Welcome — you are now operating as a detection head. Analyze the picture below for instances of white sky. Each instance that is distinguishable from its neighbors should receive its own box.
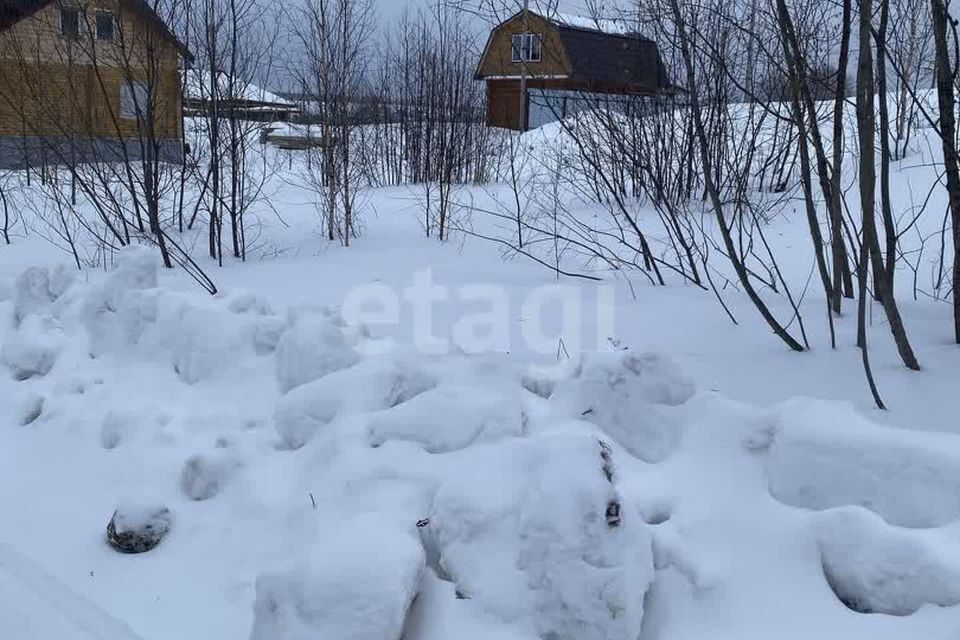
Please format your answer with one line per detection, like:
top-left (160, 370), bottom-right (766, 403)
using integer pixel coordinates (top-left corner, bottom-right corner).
top-left (267, 0), bottom-right (612, 91)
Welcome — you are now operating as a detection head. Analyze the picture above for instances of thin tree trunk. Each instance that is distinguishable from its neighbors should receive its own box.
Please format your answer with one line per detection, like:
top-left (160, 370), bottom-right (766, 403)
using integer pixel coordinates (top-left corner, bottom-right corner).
top-left (0, 181), bottom-right (10, 245)
top-left (874, 0), bottom-right (897, 294)
top-left (856, 0), bottom-right (886, 409)
top-left (932, 0), bottom-right (960, 343)
top-left (858, 0), bottom-right (921, 371)
top-left (833, 0), bottom-right (856, 305)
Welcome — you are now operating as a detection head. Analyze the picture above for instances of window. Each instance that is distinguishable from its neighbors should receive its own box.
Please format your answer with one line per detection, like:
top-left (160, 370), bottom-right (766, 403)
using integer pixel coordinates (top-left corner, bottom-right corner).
top-left (120, 81), bottom-right (150, 120)
top-left (511, 33), bottom-right (542, 63)
top-left (96, 11), bottom-right (115, 41)
top-left (60, 7), bottom-right (80, 39)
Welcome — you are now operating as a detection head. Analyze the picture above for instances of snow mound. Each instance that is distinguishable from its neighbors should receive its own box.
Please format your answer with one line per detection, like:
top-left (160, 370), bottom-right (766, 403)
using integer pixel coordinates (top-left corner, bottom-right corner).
top-left (99, 411), bottom-right (138, 450)
top-left (549, 351), bottom-right (695, 463)
top-left (519, 432), bottom-right (653, 640)
top-left (1, 314), bottom-right (65, 380)
top-left (274, 356), bottom-right (436, 449)
top-left (7, 256), bottom-right (960, 640)
top-left (81, 248), bottom-right (161, 356)
top-left (249, 515), bottom-right (424, 640)
top-left (520, 359), bottom-right (580, 399)
top-left (13, 266), bottom-right (56, 325)
top-left (17, 392), bottom-right (44, 426)
top-left (275, 307), bottom-right (365, 393)
top-left (180, 451), bottom-right (235, 501)
top-left (166, 302), bottom-right (272, 384)
top-left (368, 384), bottom-right (523, 453)
top-left (76, 250), bottom-right (284, 382)
top-left (818, 508), bottom-right (960, 615)
top-left (401, 572), bottom-right (536, 639)
top-left (428, 431), bottom-right (654, 640)
top-left (766, 399), bottom-right (960, 528)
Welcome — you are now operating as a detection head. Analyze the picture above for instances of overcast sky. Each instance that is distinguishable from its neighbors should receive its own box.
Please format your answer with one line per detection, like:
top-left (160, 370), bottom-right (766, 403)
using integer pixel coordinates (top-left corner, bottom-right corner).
top-left (375, 0), bottom-right (587, 26)
top-left (268, 0), bottom-right (592, 90)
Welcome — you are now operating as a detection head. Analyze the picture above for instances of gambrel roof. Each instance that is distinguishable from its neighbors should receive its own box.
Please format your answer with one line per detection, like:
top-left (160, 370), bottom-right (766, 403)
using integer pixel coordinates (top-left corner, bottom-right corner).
top-left (555, 19), bottom-right (666, 89)
top-left (0, 0), bottom-right (193, 62)
top-left (476, 10), bottom-right (669, 94)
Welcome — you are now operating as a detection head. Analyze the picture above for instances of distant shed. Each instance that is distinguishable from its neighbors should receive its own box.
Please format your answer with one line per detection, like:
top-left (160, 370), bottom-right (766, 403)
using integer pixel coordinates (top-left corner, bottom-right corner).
top-left (184, 71), bottom-right (300, 122)
top-left (475, 10), bottom-right (673, 130)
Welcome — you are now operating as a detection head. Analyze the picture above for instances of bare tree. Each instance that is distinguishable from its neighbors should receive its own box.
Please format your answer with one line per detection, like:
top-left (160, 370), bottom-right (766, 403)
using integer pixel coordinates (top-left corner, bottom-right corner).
top-left (931, 0), bottom-right (960, 343)
top-left (293, 0), bottom-right (374, 245)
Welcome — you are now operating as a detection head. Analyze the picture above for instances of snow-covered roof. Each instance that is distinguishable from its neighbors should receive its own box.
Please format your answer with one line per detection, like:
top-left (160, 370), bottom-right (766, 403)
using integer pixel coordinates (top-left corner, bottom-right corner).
top-left (185, 71), bottom-right (297, 108)
top-left (548, 12), bottom-right (640, 36)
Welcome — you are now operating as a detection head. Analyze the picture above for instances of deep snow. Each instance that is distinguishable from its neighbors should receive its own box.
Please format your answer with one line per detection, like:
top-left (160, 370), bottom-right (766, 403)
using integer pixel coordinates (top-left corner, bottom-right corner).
top-left (1, 119), bottom-right (960, 638)
top-left (1, 231), bottom-right (959, 639)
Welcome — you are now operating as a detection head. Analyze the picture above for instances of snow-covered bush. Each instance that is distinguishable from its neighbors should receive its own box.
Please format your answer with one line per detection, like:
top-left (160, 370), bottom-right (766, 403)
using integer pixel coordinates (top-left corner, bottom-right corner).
top-left (274, 308), bottom-right (365, 393)
top-left (76, 248), bottom-right (283, 382)
top-left (249, 516), bottom-right (424, 640)
top-left (107, 247), bottom-right (159, 292)
top-left (428, 431), bottom-right (654, 640)
top-left (81, 249), bottom-right (160, 356)
top-left (550, 351), bottom-right (695, 463)
top-left (47, 265), bottom-right (76, 300)
top-left (818, 508), bottom-right (960, 615)
top-left (13, 267), bottom-right (55, 325)
top-left (519, 432), bottom-right (653, 640)
top-left (1, 314), bottom-right (65, 380)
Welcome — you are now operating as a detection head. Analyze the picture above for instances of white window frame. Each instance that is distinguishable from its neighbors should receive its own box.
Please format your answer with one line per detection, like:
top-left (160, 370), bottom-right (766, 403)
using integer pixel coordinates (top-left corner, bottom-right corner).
top-left (95, 10), bottom-right (116, 42)
top-left (120, 81), bottom-right (151, 121)
top-left (511, 33), bottom-right (542, 63)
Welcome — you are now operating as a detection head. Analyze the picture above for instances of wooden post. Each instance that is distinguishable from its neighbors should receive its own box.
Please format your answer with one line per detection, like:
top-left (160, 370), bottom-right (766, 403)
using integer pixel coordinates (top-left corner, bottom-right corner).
top-left (519, 0), bottom-right (529, 131)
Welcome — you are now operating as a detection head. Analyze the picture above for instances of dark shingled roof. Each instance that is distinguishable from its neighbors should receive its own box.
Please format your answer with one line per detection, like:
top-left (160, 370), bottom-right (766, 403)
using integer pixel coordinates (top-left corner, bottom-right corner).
top-left (555, 23), bottom-right (667, 92)
top-left (0, 0), bottom-right (192, 62)
top-left (0, 0), bottom-right (44, 30)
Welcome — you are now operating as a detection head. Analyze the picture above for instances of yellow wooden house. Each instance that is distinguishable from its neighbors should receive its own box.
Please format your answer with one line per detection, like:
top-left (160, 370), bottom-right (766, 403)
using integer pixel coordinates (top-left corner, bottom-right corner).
top-left (0, 0), bottom-right (192, 168)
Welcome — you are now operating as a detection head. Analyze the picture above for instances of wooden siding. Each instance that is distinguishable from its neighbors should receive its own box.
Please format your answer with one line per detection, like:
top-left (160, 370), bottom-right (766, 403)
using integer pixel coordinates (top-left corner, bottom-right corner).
top-left (0, 0), bottom-right (183, 141)
top-left (486, 79), bottom-right (524, 130)
top-left (476, 12), bottom-right (571, 79)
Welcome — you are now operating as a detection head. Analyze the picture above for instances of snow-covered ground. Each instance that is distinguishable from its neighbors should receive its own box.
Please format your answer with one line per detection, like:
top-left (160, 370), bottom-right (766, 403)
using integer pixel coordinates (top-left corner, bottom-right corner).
top-left (1, 118), bottom-right (960, 639)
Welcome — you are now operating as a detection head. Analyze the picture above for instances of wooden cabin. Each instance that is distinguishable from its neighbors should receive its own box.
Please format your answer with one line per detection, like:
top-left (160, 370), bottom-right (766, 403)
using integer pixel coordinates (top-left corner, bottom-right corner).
top-left (0, 0), bottom-right (192, 169)
top-left (475, 11), bottom-right (672, 130)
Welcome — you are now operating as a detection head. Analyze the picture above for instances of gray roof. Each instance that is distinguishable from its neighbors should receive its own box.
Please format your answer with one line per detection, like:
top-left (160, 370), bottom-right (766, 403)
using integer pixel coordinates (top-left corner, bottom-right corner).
top-left (555, 23), bottom-right (667, 92)
top-left (0, 0), bottom-right (47, 30)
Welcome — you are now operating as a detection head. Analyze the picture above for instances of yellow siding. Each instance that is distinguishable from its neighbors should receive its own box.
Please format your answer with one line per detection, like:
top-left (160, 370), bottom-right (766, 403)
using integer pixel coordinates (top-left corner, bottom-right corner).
top-left (477, 12), bottom-right (572, 79)
top-left (0, 0), bottom-right (183, 140)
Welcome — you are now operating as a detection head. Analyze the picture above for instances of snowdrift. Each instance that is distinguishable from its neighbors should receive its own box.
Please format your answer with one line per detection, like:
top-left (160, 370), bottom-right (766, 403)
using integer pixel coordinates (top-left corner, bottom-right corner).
top-left (0, 250), bottom-right (958, 640)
